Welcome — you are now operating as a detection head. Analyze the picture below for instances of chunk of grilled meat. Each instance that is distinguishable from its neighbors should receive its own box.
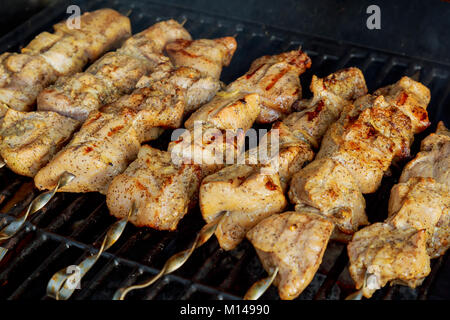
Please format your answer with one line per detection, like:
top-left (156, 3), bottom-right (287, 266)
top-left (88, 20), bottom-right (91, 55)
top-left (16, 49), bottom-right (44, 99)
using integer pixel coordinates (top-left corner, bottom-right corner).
top-left (107, 145), bottom-right (202, 230)
top-left (188, 49), bottom-right (311, 124)
top-left (101, 37), bottom-right (237, 142)
top-left (246, 209), bottom-right (334, 300)
top-left (200, 68), bottom-right (367, 250)
top-left (34, 109), bottom-right (140, 194)
top-left (38, 20), bottom-right (191, 121)
top-left (165, 37), bottom-right (237, 80)
top-left (0, 9), bottom-right (131, 111)
top-left (315, 77), bottom-right (430, 193)
top-left (0, 109), bottom-right (79, 177)
top-left (347, 223), bottom-right (430, 298)
top-left (347, 123), bottom-right (449, 298)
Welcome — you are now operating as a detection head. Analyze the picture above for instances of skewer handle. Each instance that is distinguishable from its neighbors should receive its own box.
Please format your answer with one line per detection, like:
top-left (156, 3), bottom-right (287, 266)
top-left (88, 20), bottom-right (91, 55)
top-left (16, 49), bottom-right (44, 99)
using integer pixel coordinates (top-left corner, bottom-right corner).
top-left (244, 267), bottom-right (279, 300)
top-left (46, 203), bottom-right (135, 300)
top-left (0, 172), bottom-right (75, 260)
top-left (113, 211), bottom-right (227, 300)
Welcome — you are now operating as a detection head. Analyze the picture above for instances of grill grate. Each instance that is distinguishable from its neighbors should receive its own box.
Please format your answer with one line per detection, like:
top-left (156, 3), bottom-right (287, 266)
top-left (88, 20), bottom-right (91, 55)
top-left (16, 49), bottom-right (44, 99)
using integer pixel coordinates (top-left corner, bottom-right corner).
top-left (0, 0), bottom-right (449, 300)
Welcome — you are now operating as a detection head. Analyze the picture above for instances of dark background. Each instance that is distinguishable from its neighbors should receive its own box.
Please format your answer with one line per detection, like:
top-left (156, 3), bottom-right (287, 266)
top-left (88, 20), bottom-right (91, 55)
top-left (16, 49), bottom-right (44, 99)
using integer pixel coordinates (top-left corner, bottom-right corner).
top-left (1, 0), bottom-right (449, 65)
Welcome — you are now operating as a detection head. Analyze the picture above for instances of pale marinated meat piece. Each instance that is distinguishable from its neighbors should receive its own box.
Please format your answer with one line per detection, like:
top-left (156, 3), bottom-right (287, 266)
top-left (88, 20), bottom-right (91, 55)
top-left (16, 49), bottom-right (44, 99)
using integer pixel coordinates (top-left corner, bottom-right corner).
top-left (101, 37), bottom-right (237, 142)
top-left (34, 109), bottom-right (140, 194)
top-left (289, 158), bottom-right (368, 233)
top-left (246, 210), bottom-right (334, 300)
top-left (0, 9), bottom-right (131, 111)
top-left (0, 109), bottom-right (79, 177)
top-left (165, 37), bottom-right (237, 79)
top-left (347, 223), bottom-right (430, 298)
top-left (200, 165), bottom-right (287, 250)
top-left (222, 50), bottom-right (311, 123)
top-left (107, 145), bottom-right (202, 230)
top-left (37, 20), bottom-right (190, 121)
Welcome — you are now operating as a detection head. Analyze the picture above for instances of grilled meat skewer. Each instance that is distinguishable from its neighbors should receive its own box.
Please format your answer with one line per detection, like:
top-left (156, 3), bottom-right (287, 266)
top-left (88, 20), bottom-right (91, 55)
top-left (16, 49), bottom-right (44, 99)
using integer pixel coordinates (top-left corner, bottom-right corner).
top-left (247, 76), bottom-right (430, 300)
top-left (0, 9), bottom-right (131, 112)
top-left (200, 68), bottom-right (368, 251)
top-left (347, 122), bottom-right (450, 298)
top-left (37, 20), bottom-right (191, 121)
top-left (34, 37), bottom-right (237, 194)
top-left (0, 20), bottom-right (192, 177)
top-left (106, 50), bottom-right (311, 231)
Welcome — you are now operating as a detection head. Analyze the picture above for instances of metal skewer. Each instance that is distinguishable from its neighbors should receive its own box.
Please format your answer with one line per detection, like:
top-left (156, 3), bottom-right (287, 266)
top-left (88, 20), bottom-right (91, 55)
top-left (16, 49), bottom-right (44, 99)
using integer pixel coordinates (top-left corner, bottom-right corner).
top-left (0, 158), bottom-right (5, 169)
top-left (244, 267), bottom-right (279, 300)
top-left (0, 171), bottom-right (75, 261)
top-left (113, 211), bottom-right (227, 300)
top-left (46, 202), bottom-right (136, 300)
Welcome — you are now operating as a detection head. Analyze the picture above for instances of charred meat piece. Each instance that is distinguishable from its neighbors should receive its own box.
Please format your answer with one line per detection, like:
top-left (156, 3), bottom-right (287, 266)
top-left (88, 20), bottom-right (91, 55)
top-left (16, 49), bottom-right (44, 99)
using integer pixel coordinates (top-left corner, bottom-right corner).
top-left (247, 209), bottom-right (334, 300)
top-left (34, 109), bottom-right (140, 194)
top-left (0, 109), bottom-right (79, 177)
top-left (107, 145), bottom-right (202, 230)
top-left (38, 20), bottom-right (190, 121)
top-left (0, 9), bottom-right (131, 111)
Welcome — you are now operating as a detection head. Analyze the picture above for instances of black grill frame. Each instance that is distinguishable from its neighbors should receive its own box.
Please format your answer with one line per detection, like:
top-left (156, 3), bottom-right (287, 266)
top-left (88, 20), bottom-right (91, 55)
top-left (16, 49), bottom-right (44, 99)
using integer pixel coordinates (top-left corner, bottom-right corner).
top-left (0, 0), bottom-right (449, 300)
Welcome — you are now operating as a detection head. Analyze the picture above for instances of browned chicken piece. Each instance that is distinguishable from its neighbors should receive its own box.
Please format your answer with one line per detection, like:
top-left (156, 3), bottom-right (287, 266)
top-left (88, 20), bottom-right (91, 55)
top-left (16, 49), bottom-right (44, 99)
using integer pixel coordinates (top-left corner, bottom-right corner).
top-left (189, 49), bottom-right (311, 124)
top-left (34, 109), bottom-right (140, 194)
top-left (347, 123), bottom-right (449, 297)
top-left (246, 209), bottom-right (334, 300)
top-left (165, 37), bottom-right (237, 79)
top-left (199, 68), bottom-right (367, 250)
top-left (0, 109), bottom-right (79, 177)
top-left (107, 145), bottom-right (202, 230)
top-left (101, 37), bottom-right (237, 142)
top-left (184, 91), bottom-right (262, 131)
top-left (37, 20), bottom-right (190, 121)
top-left (0, 9), bottom-right (131, 111)
top-left (316, 77), bottom-right (430, 193)
top-left (389, 122), bottom-right (450, 259)
top-left (289, 158), bottom-right (368, 234)
top-left (347, 223), bottom-right (430, 298)
top-left (201, 165), bottom-right (288, 250)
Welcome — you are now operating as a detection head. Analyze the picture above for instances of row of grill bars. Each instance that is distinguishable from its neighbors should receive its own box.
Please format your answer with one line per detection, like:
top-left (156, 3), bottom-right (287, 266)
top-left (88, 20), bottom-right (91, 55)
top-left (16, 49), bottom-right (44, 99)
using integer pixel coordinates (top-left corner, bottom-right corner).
top-left (0, 0), bottom-right (449, 300)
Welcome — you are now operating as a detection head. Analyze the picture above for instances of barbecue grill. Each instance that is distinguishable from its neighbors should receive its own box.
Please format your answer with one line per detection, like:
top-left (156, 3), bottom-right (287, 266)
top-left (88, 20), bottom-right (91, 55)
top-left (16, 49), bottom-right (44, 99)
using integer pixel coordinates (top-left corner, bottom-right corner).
top-left (0, 0), bottom-right (449, 300)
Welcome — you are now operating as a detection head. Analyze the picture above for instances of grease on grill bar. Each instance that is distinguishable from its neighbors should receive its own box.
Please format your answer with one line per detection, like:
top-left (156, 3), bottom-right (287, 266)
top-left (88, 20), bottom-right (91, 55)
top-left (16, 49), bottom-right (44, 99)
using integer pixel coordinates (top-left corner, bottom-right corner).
top-left (0, 0), bottom-right (449, 300)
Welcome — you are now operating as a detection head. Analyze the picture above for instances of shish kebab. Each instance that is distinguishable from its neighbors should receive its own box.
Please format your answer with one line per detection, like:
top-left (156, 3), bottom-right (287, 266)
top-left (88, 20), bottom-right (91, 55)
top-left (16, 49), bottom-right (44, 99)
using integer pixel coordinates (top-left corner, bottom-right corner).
top-left (245, 76), bottom-right (431, 300)
top-left (199, 67), bottom-right (368, 251)
top-left (0, 19), bottom-right (192, 177)
top-left (43, 35), bottom-right (238, 300)
top-left (0, 8), bottom-right (131, 168)
top-left (0, 19), bottom-right (236, 254)
top-left (347, 122), bottom-right (449, 299)
top-left (109, 49), bottom-right (312, 299)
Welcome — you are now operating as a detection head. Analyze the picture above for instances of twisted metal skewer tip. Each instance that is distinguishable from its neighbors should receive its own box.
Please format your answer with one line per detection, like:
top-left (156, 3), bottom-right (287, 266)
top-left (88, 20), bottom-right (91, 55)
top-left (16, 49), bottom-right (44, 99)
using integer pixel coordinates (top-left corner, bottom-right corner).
top-left (46, 202), bottom-right (135, 300)
top-left (113, 211), bottom-right (227, 300)
top-left (244, 267), bottom-right (279, 300)
top-left (0, 171), bottom-right (75, 261)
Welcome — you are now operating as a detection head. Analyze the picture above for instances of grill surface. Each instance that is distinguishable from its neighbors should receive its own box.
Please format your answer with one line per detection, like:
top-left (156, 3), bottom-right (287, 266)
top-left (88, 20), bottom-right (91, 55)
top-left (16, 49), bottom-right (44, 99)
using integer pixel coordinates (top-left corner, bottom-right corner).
top-left (0, 0), bottom-right (449, 300)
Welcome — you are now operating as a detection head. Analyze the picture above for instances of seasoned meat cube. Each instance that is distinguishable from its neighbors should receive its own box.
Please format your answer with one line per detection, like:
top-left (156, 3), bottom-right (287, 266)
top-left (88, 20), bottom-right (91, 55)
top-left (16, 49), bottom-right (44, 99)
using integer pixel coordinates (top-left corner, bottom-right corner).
top-left (247, 210), bottom-right (334, 300)
top-left (0, 109), bottom-right (79, 177)
top-left (107, 146), bottom-right (201, 230)
top-left (347, 223), bottom-right (430, 298)
top-left (34, 109), bottom-right (140, 194)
